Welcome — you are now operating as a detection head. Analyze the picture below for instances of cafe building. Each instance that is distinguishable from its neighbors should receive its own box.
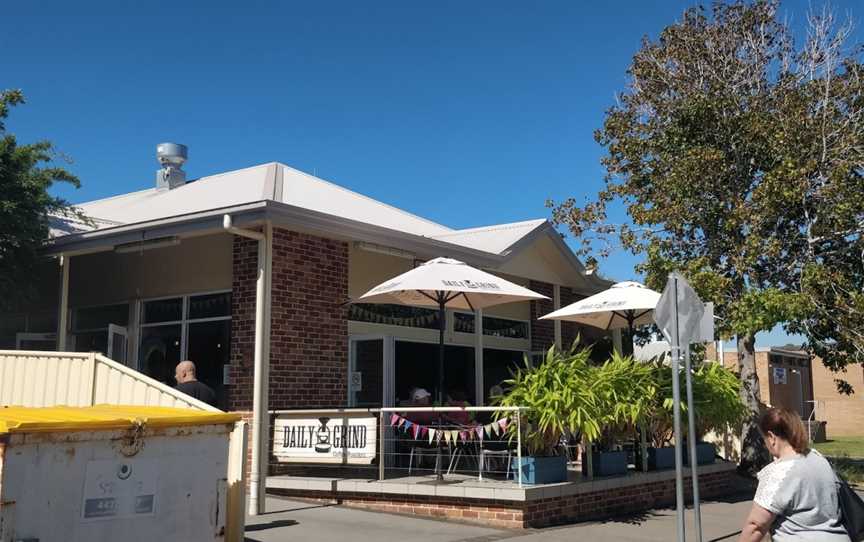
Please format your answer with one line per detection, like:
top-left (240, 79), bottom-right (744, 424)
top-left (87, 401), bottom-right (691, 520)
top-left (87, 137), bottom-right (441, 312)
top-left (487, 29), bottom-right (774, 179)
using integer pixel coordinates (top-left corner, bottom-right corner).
top-left (3, 148), bottom-right (614, 414)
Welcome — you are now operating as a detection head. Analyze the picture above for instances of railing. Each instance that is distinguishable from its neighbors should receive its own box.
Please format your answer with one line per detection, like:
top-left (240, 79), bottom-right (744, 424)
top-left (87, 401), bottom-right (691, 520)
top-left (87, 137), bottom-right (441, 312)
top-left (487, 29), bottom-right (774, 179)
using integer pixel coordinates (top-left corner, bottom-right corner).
top-left (269, 406), bottom-right (528, 487)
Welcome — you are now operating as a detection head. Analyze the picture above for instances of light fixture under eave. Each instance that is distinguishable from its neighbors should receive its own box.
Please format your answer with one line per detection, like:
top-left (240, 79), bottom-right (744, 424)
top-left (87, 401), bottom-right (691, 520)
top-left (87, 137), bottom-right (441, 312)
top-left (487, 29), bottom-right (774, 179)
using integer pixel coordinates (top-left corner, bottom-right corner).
top-left (355, 241), bottom-right (415, 260)
top-left (114, 236), bottom-right (181, 254)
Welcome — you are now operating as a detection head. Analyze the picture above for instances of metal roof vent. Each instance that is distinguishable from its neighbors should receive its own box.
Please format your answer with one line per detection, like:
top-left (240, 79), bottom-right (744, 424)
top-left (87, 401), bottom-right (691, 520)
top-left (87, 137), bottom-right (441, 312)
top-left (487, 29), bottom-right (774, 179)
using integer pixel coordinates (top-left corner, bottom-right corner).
top-left (155, 142), bottom-right (188, 190)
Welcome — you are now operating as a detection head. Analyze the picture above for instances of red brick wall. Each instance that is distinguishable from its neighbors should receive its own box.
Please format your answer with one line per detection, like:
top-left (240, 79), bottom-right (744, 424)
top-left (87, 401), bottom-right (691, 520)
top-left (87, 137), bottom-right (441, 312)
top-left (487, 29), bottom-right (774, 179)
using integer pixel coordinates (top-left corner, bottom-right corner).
top-left (270, 467), bottom-right (738, 529)
top-left (559, 286), bottom-right (583, 350)
top-left (529, 280), bottom-right (554, 352)
top-left (229, 228), bottom-right (349, 411)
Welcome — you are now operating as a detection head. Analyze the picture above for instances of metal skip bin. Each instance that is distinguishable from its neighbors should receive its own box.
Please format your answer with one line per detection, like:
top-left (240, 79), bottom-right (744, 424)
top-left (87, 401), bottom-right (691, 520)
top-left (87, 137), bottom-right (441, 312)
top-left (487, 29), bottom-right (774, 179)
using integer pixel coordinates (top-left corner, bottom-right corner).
top-left (0, 405), bottom-right (240, 542)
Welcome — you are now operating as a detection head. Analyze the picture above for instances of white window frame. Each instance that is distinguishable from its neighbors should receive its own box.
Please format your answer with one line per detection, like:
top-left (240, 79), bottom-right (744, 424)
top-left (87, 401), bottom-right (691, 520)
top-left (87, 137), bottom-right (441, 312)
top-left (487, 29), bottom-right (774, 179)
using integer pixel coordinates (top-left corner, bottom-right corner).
top-left (138, 290), bottom-right (232, 367)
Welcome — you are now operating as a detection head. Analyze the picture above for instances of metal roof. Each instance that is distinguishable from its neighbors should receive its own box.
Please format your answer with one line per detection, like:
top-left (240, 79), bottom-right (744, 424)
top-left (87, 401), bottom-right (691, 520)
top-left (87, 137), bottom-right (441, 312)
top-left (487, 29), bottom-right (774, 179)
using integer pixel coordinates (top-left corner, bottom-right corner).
top-left (428, 219), bottom-right (547, 255)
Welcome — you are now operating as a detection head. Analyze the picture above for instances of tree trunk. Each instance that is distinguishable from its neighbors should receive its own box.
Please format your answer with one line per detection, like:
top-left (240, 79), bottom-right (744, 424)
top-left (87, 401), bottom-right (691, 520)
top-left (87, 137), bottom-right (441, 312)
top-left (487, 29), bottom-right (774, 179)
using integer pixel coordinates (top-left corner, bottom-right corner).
top-left (737, 333), bottom-right (770, 476)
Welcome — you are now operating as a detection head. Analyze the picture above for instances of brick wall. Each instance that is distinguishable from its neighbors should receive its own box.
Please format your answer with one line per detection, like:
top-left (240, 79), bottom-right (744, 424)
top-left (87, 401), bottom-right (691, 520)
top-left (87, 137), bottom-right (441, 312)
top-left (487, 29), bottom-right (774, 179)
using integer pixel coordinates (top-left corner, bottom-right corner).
top-left (559, 286), bottom-right (582, 350)
top-left (229, 228), bottom-right (349, 411)
top-left (269, 467), bottom-right (738, 529)
top-left (529, 280), bottom-right (554, 352)
top-left (811, 356), bottom-right (864, 437)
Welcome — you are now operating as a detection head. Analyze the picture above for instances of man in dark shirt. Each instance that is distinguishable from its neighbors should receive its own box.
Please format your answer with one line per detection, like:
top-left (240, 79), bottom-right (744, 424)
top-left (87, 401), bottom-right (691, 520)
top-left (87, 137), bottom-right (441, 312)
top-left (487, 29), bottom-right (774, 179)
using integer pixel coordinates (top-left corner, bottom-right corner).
top-left (174, 360), bottom-right (217, 407)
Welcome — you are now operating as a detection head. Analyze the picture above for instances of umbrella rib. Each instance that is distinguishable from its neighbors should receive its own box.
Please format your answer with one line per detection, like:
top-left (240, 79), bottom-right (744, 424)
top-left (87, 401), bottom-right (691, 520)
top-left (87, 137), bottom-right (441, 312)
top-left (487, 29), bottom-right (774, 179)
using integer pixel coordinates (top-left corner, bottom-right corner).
top-left (461, 292), bottom-right (476, 312)
top-left (417, 291), bottom-right (439, 304)
top-left (606, 312), bottom-right (616, 330)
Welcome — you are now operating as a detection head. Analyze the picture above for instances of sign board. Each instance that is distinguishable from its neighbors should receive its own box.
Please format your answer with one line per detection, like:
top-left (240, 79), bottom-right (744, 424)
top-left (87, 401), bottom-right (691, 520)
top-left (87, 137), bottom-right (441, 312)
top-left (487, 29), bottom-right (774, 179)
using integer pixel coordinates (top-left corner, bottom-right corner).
top-left (81, 459), bottom-right (158, 521)
top-left (773, 367), bottom-right (788, 385)
top-left (699, 302), bottom-right (715, 343)
top-left (350, 371), bottom-right (363, 392)
top-left (655, 272), bottom-right (705, 346)
top-left (272, 413), bottom-right (377, 464)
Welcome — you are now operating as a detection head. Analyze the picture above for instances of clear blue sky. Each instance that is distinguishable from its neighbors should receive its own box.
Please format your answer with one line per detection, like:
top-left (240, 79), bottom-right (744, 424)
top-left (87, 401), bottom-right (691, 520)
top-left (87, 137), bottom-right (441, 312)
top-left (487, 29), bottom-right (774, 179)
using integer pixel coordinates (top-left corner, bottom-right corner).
top-left (5, 0), bottom-right (862, 346)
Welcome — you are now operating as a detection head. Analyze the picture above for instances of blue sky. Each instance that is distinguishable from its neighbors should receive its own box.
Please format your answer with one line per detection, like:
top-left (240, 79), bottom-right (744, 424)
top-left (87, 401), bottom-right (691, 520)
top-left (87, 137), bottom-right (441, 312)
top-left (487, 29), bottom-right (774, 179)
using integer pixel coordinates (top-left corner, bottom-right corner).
top-left (5, 0), bottom-right (862, 346)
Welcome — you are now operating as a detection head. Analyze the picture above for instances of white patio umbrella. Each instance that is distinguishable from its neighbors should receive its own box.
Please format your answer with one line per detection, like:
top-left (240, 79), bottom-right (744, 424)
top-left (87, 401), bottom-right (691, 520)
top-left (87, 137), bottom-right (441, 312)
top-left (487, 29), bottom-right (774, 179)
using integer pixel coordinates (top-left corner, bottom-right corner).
top-left (356, 257), bottom-right (548, 403)
top-left (539, 281), bottom-right (661, 354)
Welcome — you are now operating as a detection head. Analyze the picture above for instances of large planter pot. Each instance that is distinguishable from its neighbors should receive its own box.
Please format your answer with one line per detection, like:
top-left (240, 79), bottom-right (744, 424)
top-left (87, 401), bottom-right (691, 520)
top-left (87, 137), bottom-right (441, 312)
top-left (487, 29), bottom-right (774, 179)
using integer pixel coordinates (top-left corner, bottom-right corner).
top-left (686, 442), bottom-right (716, 466)
top-left (512, 455), bottom-right (568, 485)
top-left (581, 450), bottom-right (628, 477)
top-left (647, 446), bottom-right (676, 471)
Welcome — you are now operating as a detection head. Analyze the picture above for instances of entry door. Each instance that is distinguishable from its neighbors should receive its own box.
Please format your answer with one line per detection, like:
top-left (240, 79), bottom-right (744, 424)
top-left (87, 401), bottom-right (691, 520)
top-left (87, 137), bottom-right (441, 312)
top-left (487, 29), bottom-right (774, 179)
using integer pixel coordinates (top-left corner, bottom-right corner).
top-left (107, 324), bottom-right (128, 364)
top-left (349, 336), bottom-right (386, 407)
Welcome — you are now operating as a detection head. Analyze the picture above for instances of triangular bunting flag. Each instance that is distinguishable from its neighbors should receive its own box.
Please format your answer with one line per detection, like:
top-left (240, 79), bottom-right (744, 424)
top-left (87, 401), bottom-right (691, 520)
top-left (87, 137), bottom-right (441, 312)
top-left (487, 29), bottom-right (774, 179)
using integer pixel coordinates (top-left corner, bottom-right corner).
top-left (412, 424), bottom-right (420, 439)
top-left (484, 423), bottom-right (494, 438)
top-left (451, 430), bottom-right (459, 444)
top-left (397, 417), bottom-right (406, 428)
top-left (498, 418), bottom-right (508, 432)
top-left (404, 420), bottom-right (413, 431)
top-left (428, 428), bottom-right (437, 445)
top-left (491, 421), bottom-right (500, 436)
top-left (420, 426), bottom-right (429, 438)
top-left (389, 414), bottom-right (399, 427)
top-left (459, 431), bottom-right (468, 442)
top-left (475, 425), bottom-right (484, 440)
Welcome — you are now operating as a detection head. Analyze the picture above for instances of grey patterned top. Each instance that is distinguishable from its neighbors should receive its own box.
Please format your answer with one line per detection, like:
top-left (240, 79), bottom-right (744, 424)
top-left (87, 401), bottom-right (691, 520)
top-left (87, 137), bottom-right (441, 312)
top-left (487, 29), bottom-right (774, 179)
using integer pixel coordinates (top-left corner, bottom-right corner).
top-left (754, 449), bottom-right (850, 541)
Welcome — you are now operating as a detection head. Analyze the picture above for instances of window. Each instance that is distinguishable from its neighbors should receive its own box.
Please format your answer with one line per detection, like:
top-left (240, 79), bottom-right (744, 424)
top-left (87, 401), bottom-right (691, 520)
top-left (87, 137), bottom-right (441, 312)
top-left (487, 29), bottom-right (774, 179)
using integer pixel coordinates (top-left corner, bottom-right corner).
top-left (483, 316), bottom-right (528, 339)
top-left (394, 342), bottom-right (475, 405)
top-left (138, 292), bottom-right (231, 407)
top-left (483, 348), bottom-right (529, 403)
top-left (71, 303), bottom-right (129, 355)
top-left (348, 303), bottom-right (439, 329)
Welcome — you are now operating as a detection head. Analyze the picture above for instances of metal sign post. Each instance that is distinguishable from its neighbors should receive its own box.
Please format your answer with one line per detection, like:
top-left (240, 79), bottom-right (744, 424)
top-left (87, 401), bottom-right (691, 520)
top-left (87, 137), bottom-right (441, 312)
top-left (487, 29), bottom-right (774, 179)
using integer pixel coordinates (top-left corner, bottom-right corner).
top-left (684, 347), bottom-right (703, 542)
top-left (655, 272), bottom-right (705, 542)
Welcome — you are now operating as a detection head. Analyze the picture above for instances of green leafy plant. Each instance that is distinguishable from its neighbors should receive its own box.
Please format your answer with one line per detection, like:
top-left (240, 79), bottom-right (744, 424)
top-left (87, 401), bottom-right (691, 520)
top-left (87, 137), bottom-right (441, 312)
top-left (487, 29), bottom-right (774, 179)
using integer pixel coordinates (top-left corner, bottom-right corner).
top-left (495, 345), bottom-right (656, 456)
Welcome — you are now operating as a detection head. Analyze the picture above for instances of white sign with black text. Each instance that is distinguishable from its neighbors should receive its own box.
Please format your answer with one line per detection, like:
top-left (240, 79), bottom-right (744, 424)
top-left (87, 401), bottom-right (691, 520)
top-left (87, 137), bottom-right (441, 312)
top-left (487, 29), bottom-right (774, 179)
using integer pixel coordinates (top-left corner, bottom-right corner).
top-left (272, 413), bottom-right (377, 464)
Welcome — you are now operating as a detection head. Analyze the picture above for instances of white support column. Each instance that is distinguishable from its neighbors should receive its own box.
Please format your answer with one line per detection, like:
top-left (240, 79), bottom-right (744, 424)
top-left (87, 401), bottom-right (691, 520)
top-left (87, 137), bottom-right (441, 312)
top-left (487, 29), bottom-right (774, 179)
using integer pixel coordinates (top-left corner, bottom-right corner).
top-left (553, 285), bottom-right (562, 351)
top-left (474, 308), bottom-right (484, 404)
top-left (58, 254), bottom-right (70, 351)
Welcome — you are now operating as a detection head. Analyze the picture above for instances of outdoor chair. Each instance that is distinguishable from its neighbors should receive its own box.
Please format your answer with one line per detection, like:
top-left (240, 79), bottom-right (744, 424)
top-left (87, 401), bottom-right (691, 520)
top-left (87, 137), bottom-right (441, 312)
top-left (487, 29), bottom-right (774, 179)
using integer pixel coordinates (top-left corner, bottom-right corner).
top-left (478, 438), bottom-right (513, 480)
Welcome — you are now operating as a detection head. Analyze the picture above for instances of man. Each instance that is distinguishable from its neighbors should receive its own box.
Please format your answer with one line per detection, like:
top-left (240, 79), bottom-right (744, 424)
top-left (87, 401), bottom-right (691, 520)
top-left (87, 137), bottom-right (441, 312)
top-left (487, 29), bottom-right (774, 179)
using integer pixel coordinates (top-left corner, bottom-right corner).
top-left (174, 360), bottom-right (217, 407)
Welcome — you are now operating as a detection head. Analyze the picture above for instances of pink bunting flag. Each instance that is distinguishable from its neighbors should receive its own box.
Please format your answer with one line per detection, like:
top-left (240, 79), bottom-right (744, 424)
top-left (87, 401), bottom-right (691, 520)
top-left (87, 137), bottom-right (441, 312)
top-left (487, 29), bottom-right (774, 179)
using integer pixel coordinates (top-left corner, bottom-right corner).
top-left (498, 418), bottom-right (508, 432)
top-left (420, 426), bottom-right (429, 438)
top-left (459, 431), bottom-right (468, 442)
top-left (389, 414), bottom-right (399, 427)
top-left (475, 425), bottom-right (484, 440)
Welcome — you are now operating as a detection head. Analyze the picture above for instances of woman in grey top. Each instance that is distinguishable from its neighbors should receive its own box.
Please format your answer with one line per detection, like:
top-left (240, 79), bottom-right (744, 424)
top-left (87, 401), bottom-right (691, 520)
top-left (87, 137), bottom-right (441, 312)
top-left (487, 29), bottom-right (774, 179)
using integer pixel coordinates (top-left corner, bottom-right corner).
top-left (738, 407), bottom-right (849, 541)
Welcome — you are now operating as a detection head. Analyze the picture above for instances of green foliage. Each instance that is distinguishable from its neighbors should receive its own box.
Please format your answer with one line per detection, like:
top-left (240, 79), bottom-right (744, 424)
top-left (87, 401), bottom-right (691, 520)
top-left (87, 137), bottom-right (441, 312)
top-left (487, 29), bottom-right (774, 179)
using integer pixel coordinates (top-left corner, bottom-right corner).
top-left (645, 361), bottom-right (747, 447)
top-left (0, 89), bottom-right (81, 311)
top-left (495, 344), bottom-right (656, 456)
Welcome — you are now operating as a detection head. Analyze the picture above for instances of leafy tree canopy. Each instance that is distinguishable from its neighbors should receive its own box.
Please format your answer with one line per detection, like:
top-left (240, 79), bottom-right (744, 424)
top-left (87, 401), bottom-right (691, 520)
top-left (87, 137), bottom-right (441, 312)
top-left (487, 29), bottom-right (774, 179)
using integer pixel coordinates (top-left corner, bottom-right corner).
top-left (548, 0), bottom-right (864, 472)
top-left (0, 89), bottom-right (81, 311)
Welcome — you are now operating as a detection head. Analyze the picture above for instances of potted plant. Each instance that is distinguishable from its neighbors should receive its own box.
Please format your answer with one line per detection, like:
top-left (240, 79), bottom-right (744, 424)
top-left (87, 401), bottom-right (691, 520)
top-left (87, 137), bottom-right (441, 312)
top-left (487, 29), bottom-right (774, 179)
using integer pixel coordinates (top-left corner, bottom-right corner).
top-left (642, 360), bottom-right (746, 470)
top-left (583, 353), bottom-right (656, 477)
top-left (495, 345), bottom-right (598, 484)
top-left (496, 346), bottom-right (656, 482)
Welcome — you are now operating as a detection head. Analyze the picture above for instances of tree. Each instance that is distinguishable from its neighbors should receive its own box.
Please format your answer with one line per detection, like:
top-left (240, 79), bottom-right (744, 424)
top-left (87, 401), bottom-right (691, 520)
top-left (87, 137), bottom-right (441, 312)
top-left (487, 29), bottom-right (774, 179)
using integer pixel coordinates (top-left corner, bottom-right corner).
top-left (548, 1), bottom-right (864, 474)
top-left (0, 89), bottom-right (81, 312)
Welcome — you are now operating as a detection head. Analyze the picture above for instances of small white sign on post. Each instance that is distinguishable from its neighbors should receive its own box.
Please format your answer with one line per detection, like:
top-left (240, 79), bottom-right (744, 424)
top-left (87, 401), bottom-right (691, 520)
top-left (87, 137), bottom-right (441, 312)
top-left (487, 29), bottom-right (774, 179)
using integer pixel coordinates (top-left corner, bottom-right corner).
top-left (773, 367), bottom-right (788, 385)
top-left (272, 413), bottom-right (377, 465)
top-left (350, 371), bottom-right (363, 392)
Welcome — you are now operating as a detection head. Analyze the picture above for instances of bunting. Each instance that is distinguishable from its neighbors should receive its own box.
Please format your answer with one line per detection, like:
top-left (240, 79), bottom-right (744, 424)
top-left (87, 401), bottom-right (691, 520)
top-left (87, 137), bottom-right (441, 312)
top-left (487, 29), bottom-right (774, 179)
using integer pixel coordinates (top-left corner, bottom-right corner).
top-left (387, 414), bottom-right (511, 445)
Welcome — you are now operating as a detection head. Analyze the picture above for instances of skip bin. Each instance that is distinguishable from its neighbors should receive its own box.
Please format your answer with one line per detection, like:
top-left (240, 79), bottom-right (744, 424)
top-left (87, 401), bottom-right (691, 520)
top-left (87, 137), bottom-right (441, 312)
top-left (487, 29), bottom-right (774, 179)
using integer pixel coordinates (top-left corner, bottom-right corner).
top-left (0, 405), bottom-right (240, 542)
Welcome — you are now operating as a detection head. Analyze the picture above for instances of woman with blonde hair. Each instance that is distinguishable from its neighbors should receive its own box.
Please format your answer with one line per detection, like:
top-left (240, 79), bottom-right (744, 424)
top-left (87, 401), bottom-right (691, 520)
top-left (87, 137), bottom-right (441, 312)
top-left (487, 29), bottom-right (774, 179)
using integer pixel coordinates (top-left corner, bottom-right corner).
top-left (738, 407), bottom-right (849, 541)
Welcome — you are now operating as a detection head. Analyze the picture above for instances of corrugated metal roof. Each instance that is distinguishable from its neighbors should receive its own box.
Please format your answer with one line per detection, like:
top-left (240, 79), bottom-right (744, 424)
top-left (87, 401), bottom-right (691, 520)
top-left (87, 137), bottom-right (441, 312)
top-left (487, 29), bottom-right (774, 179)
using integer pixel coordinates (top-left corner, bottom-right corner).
top-left (428, 219), bottom-right (547, 254)
top-left (0, 405), bottom-right (239, 434)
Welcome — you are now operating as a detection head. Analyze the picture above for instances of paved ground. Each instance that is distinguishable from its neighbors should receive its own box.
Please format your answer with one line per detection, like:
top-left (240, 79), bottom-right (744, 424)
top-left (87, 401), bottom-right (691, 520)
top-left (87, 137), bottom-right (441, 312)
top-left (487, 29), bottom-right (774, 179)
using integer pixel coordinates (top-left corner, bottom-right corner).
top-left (245, 495), bottom-right (755, 542)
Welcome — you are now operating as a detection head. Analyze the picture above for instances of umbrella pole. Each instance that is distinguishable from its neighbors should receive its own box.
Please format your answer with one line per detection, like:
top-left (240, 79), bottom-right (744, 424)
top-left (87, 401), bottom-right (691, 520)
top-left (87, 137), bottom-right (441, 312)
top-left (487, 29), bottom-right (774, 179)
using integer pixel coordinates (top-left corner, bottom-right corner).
top-left (437, 293), bottom-right (446, 482)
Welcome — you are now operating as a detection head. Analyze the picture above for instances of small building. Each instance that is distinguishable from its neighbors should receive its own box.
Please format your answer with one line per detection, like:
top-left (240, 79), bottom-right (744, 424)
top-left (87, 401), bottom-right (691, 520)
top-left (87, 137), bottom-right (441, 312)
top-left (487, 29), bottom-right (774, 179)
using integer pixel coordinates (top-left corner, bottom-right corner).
top-left (721, 346), bottom-right (864, 438)
top-left (3, 151), bottom-right (612, 414)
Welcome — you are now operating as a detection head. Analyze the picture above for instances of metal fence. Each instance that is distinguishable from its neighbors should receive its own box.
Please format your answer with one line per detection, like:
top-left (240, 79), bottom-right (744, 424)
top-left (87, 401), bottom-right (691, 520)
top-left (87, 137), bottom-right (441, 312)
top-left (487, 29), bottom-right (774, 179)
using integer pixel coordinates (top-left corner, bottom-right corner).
top-left (269, 406), bottom-right (528, 486)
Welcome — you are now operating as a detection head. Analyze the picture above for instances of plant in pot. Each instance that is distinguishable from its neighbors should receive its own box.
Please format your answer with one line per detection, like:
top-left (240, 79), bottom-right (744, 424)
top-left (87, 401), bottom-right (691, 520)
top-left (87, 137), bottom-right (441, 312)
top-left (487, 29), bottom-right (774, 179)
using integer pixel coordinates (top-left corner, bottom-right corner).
top-left (494, 344), bottom-right (601, 484)
top-left (584, 352), bottom-right (657, 477)
top-left (642, 360), bottom-right (746, 470)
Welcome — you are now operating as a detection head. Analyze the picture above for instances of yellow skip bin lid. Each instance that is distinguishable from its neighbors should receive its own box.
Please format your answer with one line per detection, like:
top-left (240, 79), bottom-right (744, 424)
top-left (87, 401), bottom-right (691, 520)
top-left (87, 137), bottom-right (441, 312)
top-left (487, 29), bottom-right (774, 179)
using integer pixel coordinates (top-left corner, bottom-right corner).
top-left (0, 405), bottom-right (240, 435)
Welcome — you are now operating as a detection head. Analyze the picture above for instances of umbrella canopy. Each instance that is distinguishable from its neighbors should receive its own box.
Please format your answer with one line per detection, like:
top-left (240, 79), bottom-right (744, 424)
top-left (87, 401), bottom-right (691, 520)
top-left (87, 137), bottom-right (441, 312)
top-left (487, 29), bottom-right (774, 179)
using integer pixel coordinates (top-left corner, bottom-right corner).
top-left (540, 281), bottom-right (661, 331)
top-left (357, 257), bottom-right (547, 310)
top-left (356, 257), bottom-right (548, 404)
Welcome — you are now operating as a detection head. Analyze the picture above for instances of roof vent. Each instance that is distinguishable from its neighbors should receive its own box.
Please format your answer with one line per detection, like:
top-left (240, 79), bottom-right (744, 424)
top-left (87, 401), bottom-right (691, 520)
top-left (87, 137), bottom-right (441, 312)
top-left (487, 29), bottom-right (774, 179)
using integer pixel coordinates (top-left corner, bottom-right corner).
top-left (155, 142), bottom-right (188, 190)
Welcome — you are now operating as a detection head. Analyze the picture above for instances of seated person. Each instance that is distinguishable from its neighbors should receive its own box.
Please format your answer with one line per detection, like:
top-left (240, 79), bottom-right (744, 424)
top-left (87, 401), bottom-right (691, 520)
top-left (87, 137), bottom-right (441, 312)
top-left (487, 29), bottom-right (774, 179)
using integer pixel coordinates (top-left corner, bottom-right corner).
top-left (402, 387), bottom-right (437, 425)
top-left (443, 389), bottom-right (473, 426)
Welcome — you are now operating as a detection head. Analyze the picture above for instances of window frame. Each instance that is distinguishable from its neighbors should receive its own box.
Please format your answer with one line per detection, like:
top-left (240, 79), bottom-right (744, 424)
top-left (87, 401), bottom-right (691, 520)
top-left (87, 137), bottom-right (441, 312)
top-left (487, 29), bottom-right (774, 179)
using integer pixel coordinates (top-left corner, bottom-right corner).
top-left (138, 289), bottom-right (231, 361)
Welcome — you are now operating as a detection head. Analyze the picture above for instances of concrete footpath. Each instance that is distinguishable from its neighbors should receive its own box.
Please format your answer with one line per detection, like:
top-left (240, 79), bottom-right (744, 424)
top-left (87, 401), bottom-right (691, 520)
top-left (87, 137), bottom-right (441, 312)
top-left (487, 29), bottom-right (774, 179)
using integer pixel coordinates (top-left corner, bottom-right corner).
top-left (245, 495), bottom-right (755, 542)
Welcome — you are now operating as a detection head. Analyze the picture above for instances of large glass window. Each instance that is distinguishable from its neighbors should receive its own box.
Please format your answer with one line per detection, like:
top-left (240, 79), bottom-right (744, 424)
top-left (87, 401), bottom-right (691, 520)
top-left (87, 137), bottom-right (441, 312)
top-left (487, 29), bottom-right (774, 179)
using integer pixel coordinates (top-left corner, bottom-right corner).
top-left (71, 303), bottom-right (129, 355)
top-left (482, 316), bottom-right (528, 339)
top-left (394, 342), bottom-right (475, 405)
top-left (139, 292), bottom-right (231, 407)
top-left (482, 348), bottom-right (528, 404)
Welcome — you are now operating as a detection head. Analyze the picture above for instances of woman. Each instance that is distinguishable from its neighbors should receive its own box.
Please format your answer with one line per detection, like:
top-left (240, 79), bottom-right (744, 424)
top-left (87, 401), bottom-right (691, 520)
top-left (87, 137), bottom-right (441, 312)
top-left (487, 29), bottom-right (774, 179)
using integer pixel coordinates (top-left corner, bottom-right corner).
top-left (738, 407), bottom-right (849, 541)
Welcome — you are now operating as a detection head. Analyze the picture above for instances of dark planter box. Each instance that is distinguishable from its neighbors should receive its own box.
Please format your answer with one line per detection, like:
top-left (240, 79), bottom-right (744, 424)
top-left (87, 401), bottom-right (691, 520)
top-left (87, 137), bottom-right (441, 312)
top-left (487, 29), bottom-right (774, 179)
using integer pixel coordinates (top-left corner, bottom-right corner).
top-left (647, 446), bottom-right (676, 471)
top-left (581, 450), bottom-right (629, 477)
top-left (512, 455), bottom-right (568, 485)
top-left (687, 442), bottom-right (716, 466)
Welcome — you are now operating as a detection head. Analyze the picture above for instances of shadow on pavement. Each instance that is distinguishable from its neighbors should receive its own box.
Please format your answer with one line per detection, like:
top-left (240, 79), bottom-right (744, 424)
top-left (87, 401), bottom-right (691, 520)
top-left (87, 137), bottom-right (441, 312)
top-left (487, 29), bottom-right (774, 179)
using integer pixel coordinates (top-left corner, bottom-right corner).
top-left (245, 519), bottom-right (300, 532)
top-left (257, 502), bottom-right (335, 515)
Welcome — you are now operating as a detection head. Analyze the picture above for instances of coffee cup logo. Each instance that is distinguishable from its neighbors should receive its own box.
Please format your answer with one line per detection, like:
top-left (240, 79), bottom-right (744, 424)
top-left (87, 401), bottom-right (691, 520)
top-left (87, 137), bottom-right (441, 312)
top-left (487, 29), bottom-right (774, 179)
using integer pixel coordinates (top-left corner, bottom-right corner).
top-left (314, 417), bottom-right (332, 453)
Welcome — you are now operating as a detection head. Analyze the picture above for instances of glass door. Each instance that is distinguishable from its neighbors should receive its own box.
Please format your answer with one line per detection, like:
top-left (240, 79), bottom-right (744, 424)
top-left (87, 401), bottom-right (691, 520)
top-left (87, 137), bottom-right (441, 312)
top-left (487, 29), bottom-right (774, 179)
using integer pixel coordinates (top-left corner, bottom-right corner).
top-left (349, 337), bottom-right (385, 407)
top-left (107, 324), bottom-right (128, 364)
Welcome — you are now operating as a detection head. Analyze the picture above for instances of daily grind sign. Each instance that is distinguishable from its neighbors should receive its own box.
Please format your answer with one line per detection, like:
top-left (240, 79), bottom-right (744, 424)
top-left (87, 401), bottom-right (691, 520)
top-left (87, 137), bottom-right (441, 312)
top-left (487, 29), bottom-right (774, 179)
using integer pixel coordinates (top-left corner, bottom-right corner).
top-left (272, 413), bottom-right (377, 464)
